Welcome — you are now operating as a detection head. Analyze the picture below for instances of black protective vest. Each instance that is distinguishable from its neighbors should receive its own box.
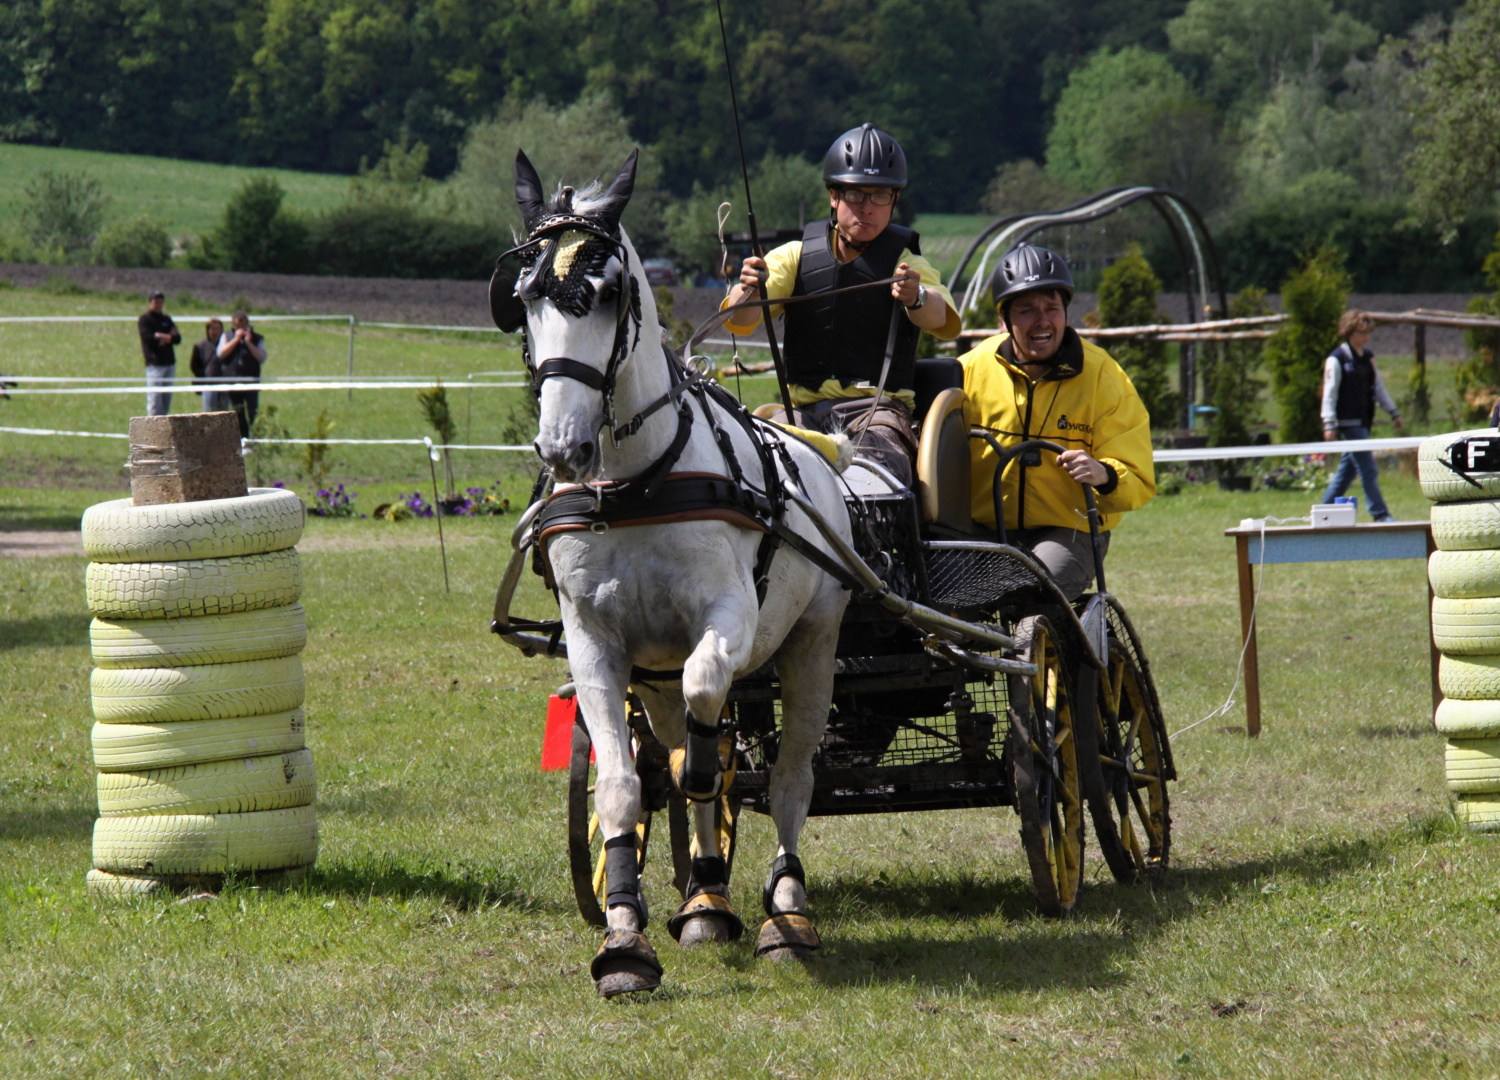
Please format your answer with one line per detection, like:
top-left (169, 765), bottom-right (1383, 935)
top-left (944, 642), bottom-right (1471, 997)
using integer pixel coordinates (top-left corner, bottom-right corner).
top-left (782, 221), bottom-right (922, 393)
top-left (1333, 343), bottom-right (1376, 427)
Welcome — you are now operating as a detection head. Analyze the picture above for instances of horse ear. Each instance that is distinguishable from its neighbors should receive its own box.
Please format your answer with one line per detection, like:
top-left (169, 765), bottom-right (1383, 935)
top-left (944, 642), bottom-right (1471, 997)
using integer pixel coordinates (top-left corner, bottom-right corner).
top-left (515, 149), bottom-right (546, 231)
top-left (593, 149), bottom-right (639, 231)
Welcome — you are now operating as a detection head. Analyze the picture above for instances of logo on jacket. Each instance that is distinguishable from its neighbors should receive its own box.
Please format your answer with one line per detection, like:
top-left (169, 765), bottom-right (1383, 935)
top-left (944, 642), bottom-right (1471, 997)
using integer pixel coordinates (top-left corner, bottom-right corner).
top-left (1056, 414), bottom-right (1093, 434)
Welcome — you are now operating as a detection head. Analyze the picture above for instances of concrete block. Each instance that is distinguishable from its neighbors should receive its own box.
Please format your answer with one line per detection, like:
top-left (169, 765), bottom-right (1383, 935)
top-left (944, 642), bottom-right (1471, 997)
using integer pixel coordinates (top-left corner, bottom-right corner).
top-left (129, 412), bottom-right (248, 505)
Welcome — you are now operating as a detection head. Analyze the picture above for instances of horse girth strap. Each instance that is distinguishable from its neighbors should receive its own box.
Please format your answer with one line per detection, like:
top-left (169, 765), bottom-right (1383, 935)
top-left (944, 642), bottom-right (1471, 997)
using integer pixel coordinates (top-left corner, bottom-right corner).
top-left (536, 473), bottom-right (773, 545)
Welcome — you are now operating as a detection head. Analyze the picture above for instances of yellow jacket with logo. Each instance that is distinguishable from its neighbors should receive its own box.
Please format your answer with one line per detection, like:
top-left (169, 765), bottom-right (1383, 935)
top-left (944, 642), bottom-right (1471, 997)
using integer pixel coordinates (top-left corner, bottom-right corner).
top-left (959, 327), bottom-right (1155, 532)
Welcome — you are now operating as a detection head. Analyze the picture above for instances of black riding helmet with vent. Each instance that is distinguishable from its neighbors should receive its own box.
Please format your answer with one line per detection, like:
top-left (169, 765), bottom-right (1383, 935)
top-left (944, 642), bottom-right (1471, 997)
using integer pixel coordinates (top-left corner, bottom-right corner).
top-left (822, 124), bottom-right (908, 190)
top-left (990, 243), bottom-right (1075, 326)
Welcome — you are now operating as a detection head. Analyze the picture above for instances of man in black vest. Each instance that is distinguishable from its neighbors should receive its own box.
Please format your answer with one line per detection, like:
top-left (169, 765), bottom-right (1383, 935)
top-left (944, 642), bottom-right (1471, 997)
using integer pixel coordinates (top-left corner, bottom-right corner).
top-left (1320, 309), bottom-right (1403, 521)
top-left (722, 124), bottom-right (960, 485)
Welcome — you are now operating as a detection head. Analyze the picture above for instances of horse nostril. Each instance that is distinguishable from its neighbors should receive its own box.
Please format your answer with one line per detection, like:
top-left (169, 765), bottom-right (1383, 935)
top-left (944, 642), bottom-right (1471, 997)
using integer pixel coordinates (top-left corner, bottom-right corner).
top-left (576, 440), bottom-right (595, 466)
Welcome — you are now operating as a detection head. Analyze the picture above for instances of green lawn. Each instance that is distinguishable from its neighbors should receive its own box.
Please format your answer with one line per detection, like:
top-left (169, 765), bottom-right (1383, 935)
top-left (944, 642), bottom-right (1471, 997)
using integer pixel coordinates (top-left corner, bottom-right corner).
top-left (1, 284), bottom-right (1495, 1078)
top-left (0, 142), bottom-right (353, 239)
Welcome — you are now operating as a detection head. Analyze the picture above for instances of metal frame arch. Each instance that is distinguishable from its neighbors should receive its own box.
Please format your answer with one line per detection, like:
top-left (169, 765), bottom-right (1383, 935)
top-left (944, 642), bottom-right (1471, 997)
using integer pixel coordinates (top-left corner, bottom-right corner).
top-left (952, 187), bottom-right (1227, 429)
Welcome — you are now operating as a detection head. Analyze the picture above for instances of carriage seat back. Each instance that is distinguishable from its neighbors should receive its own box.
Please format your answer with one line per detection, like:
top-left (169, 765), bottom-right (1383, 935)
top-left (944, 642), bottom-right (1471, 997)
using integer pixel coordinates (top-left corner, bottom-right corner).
top-left (915, 387), bottom-right (972, 532)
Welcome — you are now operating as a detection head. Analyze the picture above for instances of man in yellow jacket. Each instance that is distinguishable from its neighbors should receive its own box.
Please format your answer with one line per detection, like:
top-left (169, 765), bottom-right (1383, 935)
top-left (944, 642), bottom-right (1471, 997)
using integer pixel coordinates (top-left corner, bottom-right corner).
top-left (959, 244), bottom-right (1155, 599)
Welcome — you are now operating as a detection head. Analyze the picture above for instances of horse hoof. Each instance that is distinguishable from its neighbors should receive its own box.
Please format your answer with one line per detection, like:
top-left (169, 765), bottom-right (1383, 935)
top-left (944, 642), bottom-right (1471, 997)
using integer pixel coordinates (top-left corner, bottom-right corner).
top-left (666, 892), bottom-right (745, 945)
top-left (595, 958), bottom-right (662, 998)
top-left (591, 928), bottom-right (663, 998)
top-left (758, 943), bottom-right (816, 964)
top-left (755, 913), bottom-right (821, 962)
top-left (678, 913), bottom-right (733, 946)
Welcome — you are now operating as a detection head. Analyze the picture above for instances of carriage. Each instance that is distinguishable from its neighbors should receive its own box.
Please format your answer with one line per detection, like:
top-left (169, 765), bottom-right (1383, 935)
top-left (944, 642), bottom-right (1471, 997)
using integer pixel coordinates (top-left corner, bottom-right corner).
top-left (494, 354), bottom-right (1176, 922)
top-left (489, 149), bottom-right (1175, 995)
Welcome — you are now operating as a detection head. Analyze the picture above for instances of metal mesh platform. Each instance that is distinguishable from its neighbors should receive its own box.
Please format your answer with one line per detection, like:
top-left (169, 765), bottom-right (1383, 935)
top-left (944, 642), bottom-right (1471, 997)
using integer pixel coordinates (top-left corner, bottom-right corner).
top-left (922, 541), bottom-right (1056, 611)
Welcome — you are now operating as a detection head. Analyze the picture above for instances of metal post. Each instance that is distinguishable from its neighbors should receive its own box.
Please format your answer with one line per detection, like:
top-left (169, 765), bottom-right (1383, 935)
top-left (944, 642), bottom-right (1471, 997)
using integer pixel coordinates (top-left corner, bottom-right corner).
top-left (346, 316), bottom-right (356, 402)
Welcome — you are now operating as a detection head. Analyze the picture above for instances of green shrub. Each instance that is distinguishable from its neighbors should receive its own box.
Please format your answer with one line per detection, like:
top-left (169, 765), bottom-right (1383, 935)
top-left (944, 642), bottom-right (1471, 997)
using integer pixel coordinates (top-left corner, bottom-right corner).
top-left (1097, 243), bottom-right (1178, 428)
top-left (198, 178), bottom-right (308, 273)
top-left (94, 215), bottom-right (170, 268)
top-left (1203, 287), bottom-right (1271, 468)
top-left (19, 171), bottom-right (110, 261)
top-left (1454, 228), bottom-right (1500, 423)
top-left (1264, 247), bottom-right (1350, 443)
top-left (304, 203), bottom-right (501, 280)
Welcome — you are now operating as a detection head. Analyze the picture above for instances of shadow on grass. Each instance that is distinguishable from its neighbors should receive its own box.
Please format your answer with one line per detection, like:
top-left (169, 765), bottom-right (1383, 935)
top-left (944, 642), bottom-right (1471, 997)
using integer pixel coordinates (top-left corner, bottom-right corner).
top-left (305, 855), bottom-right (571, 916)
top-left (798, 826), bottom-right (1429, 991)
top-left (0, 803), bottom-right (94, 841)
top-left (0, 612), bottom-right (90, 650)
top-left (1358, 723), bottom-right (1435, 740)
top-left (0, 514), bottom-right (87, 531)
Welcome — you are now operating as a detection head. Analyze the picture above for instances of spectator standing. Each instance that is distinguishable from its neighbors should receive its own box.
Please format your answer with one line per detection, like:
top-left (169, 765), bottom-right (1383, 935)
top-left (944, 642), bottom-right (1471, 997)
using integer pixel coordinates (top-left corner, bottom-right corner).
top-left (137, 290), bottom-right (181, 416)
top-left (190, 317), bottom-right (225, 412)
top-left (216, 311), bottom-right (266, 442)
top-left (1320, 310), bottom-right (1403, 522)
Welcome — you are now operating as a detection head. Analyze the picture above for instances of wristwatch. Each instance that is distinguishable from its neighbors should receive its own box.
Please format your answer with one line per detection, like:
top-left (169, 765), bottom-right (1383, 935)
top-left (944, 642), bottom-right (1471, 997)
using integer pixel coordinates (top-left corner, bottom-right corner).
top-left (905, 284), bottom-right (928, 311)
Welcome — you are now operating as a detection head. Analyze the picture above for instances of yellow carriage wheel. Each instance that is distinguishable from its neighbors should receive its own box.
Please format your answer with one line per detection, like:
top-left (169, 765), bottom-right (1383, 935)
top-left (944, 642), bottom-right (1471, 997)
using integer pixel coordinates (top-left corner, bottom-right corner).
top-left (1009, 616), bottom-right (1085, 917)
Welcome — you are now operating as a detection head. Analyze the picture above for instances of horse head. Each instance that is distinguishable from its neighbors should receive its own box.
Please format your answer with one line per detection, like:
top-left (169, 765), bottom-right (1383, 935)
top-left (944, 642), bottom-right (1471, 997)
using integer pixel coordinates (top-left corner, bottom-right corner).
top-left (495, 148), bottom-right (652, 483)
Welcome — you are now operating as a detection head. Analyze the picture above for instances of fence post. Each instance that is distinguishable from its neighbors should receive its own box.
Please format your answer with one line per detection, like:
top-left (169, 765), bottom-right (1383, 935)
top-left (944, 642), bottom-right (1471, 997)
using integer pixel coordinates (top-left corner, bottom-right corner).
top-left (346, 316), bottom-right (356, 402)
top-left (1414, 322), bottom-right (1426, 371)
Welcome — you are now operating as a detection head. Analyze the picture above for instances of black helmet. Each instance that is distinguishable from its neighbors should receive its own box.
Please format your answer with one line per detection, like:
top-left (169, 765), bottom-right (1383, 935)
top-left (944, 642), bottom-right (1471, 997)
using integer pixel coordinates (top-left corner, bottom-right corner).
top-left (990, 243), bottom-right (1075, 313)
top-left (822, 124), bottom-right (907, 189)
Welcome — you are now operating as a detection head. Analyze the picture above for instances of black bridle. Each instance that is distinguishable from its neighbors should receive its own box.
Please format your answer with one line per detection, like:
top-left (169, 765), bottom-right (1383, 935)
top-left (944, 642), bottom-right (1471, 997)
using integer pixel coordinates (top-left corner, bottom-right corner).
top-left (492, 215), bottom-right (645, 443)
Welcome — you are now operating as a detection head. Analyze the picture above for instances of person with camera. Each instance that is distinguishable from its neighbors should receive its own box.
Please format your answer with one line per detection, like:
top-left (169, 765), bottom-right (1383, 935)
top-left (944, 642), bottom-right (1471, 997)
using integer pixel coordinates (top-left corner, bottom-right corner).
top-left (215, 311), bottom-right (267, 442)
top-left (137, 290), bottom-right (181, 416)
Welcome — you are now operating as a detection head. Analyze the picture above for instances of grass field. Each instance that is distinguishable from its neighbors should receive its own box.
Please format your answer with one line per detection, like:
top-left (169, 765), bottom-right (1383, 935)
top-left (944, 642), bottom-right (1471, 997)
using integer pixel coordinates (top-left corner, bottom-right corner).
top-left (2, 285), bottom-right (1496, 1078)
top-left (0, 142), bottom-right (354, 239)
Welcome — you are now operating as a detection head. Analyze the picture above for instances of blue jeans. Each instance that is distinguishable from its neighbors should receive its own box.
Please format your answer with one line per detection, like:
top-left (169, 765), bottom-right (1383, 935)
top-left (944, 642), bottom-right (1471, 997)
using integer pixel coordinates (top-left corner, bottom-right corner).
top-left (145, 363), bottom-right (174, 416)
top-left (1321, 424), bottom-right (1390, 519)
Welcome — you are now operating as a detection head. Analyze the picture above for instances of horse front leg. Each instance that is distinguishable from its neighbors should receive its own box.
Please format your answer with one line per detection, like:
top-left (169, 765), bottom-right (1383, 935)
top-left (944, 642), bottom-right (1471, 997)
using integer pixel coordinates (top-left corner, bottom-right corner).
top-left (571, 642), bottom-right (663, 997)
top-left (659, 595), bottom-right (758, 945)
top-left (757, 611), bottom-right (840, 961)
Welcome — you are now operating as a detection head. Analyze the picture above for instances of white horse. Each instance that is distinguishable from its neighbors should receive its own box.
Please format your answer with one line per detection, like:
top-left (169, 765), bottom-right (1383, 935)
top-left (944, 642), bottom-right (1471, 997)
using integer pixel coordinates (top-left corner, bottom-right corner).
top-left (497, 149), bottom-right (853, 997)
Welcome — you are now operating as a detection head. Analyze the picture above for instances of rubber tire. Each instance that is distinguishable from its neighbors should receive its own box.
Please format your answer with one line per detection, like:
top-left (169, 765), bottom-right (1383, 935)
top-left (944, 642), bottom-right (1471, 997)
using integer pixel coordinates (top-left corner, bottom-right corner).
top-left (1445, 738), bottom-right (1500, 795)
top-left (1434, 698), bottom-right (1500, 739)
top-left (1419, 430), bottom-right (1500, 503)
top-left (86, 550), bottom-right (302, 620)
top-left (86, 865), bottom-right (310, 897)
top-left (1429, 551), bottom-right (1500, 600)
top-left (1439, 654), bottom-right (1500, 700)
top-left (92, 710), bottom-right (306, 772)
top-left (92, 804), bottom-right (318, 874)
top-left (82, 488), bottom-right (305, 563)
top-left (91, 604), bottom-right (307, 669)
top-left (91, 656), bottom-right (304, 723)
top-left (1432, 499), bottom-right (1500, 551)
top-left (1453, 794), bottom-right (1500, 832)
top-left (1432, 597), bottom-right (1500, 655)
top-left (97, 748), bottom-right (316, 816)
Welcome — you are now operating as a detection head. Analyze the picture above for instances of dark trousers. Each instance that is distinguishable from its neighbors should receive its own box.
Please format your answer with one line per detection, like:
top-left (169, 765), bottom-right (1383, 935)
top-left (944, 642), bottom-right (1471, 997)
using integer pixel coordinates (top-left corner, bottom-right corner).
top-left (228, 389), bottom-right (259, 438)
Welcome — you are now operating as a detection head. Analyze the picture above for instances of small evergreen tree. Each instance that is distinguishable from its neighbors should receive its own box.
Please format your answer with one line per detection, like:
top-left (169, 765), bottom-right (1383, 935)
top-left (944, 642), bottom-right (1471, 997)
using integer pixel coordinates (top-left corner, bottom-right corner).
top-left (1097, 244), bottom-right (1178, 428)
top-left (198, 178), bottom-right (308, 273)
top-left (1455, 228), bottom-right (1500, 422)
top-left (1264, 247), bottom-right (1350, 443)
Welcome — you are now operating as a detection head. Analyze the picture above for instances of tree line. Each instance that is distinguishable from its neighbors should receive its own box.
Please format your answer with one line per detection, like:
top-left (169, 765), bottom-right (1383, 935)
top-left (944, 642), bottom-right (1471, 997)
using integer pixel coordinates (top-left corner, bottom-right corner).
top-left (1, 0), bottom-right (1497, 291)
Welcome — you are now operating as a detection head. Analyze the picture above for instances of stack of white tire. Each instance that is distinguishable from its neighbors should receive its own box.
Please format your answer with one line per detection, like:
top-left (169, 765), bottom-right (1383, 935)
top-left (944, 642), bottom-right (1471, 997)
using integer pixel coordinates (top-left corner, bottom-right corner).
top-left (1422, 430), bottom-right (1500, 832)
top-left (81, 488), bottom-right (319, 895)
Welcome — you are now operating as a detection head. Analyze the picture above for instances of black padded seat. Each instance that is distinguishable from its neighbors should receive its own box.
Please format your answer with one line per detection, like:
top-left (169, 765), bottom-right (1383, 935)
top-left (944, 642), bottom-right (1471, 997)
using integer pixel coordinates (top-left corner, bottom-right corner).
top-left (912, 357), bottom-right (964, 424)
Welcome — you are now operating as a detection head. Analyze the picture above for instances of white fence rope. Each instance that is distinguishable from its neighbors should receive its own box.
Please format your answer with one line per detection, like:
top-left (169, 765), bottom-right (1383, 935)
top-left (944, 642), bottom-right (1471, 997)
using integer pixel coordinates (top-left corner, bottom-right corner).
top-left (0, 424), bottom-right (1429, 462)
top-left (0, 379), bottom-right (529, 395)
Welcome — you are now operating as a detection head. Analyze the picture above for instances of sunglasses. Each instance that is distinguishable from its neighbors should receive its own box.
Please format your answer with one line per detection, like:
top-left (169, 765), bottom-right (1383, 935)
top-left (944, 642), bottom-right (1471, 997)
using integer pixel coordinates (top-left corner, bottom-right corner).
top-left (835, 188), bottom-right (897, 207)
